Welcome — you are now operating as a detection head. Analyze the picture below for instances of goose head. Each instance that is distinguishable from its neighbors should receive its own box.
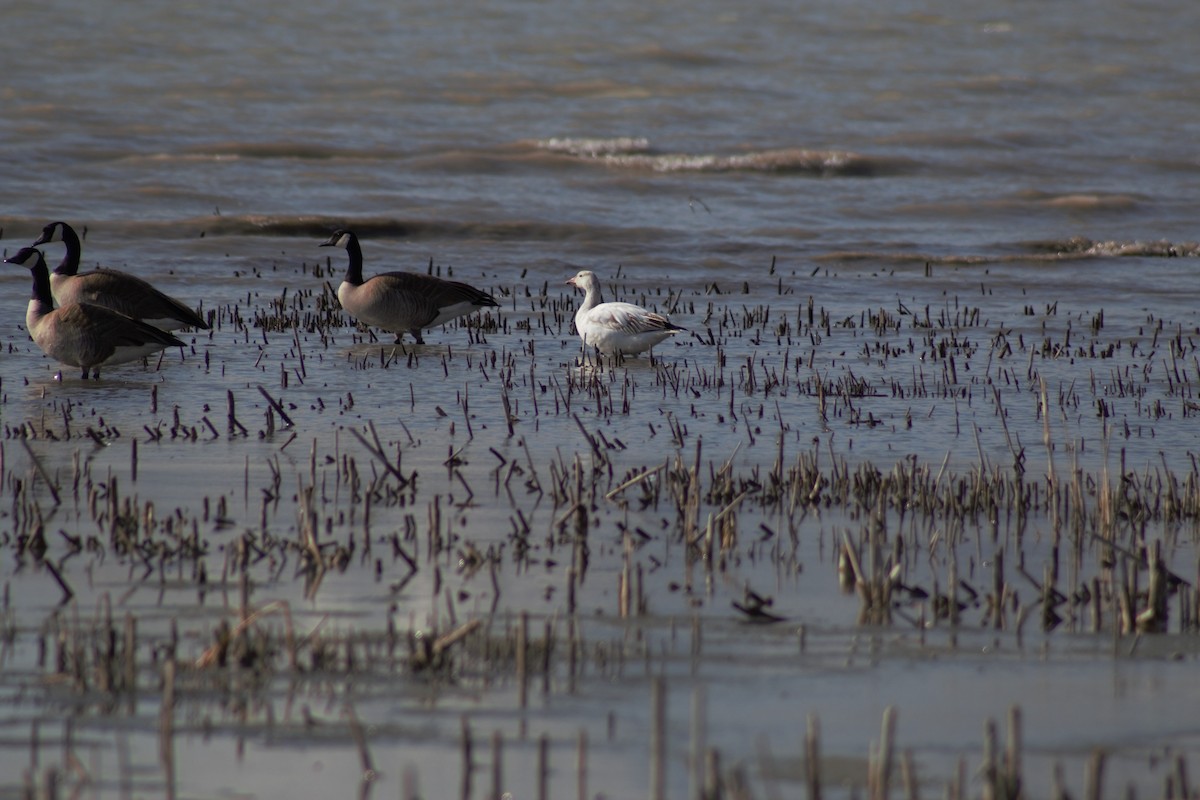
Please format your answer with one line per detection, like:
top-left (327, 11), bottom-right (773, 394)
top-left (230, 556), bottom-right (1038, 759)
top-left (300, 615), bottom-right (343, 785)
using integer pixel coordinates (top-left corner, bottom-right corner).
top-left (31, 221), bottom-right (75, 247)
top-left (566, 270), bottom-right (598, 291)
top-left (319, 230), bottom-right (358, 250)
top-left (30, 221), bottom-right (82, 277)
top-left (5, 246), bottom-right (53, 306)
top-left (5, 246), bottom-right (45, 270)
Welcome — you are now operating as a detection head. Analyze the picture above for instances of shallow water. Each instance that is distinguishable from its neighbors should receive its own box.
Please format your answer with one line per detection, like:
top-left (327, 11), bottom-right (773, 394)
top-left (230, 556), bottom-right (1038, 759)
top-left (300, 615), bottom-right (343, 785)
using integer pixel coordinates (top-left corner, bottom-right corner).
top-left (3, 0), bottom-right (1200, 797)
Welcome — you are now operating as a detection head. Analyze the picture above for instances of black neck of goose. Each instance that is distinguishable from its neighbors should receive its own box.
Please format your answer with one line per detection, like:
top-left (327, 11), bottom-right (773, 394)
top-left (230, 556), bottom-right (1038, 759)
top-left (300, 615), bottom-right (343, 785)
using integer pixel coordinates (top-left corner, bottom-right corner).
top-left (343, 235), bottom-right (365, 285)
top-left (29, 255), bottom-right (55, 310)
top-left (54, 224), bottom-right (82, 277)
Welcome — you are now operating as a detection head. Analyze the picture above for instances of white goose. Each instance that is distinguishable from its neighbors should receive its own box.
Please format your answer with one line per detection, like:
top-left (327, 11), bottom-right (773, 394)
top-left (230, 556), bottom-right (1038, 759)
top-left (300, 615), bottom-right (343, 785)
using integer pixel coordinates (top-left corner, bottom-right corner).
top-left (320, 229), bottom-right (498, 344)
top-left (566, 269), bottom-right (685, 356)
top-left (6, 247), bottom-right (185, 380)
top-left (32, 221), bottom-right (209, 331)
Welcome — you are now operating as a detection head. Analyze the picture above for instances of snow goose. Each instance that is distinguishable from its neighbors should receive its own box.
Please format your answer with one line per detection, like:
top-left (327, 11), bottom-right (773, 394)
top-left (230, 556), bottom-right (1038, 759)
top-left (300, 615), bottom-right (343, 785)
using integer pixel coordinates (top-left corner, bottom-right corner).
top-left (320, 229), bottom-right (498, 344)
top-left (566, 269), bottom-right (685, 356)
top-left (31, 221), bottom-right (209, 331)
top-left (6, 247), bottom-right (185, 380)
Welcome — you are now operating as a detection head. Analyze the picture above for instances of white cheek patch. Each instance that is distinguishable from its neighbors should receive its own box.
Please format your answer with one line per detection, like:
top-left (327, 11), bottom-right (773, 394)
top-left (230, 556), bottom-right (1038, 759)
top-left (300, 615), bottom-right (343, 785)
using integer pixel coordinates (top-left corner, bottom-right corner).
top-left (337, 233), bottom-right (353, 248)
top-left (6, 248), bottom-right (37, 266)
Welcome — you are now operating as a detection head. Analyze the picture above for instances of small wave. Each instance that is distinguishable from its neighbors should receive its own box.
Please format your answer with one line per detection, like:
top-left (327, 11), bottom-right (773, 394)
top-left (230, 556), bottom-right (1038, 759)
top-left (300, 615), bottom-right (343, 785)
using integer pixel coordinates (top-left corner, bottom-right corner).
top-left (816, 251), bottom-right (999, 266)
top-left (187, 142), bottom-right (365, 160)
top-left (534, 138), bottom-right (904, 176)
top-left (1029, 237), bottom-right (1200, 258)
top-left (138, 142), bottom-right (397, 162)
top-left (119, 214), bottom-right (666, 248)
top-left (625, 44), bottom-right (740, 69)
top-left (1033, 192), bottom-right (1141, 210)
top-left (609, 148), bottom-right (882, 176)
top-left (537, 137), bottom-right (652, 157)
top-left (0, 213), bottom-right (670, 247)
top-left (118, 137), bottom-right (906, 178)
top-left (901, 191), bottom-right (1144, 218)
top-left (817, 239), bottom-right (1200, 266)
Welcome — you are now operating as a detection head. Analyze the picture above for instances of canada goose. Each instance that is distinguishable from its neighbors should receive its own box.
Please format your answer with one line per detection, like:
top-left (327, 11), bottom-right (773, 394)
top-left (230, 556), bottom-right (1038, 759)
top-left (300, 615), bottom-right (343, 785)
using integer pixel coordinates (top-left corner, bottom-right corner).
top-left (566, 269), bottom-right (685, 356)
top-left (5, 247), bottom-right (185, 380)
top-left (319, 229), bottom-right (498, 344)
top-left (31, 221), bottom-right (209, 331)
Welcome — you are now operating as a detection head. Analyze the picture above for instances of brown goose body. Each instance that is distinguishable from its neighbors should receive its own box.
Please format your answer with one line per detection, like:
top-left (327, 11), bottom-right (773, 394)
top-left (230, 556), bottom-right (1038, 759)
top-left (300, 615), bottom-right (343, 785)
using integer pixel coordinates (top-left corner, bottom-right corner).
top-left (320, 229), bottom-right (498, 344)
top-left (6, 247), bottom-right (185, 380)
top-left (33, 221), bottom-right (209, 331)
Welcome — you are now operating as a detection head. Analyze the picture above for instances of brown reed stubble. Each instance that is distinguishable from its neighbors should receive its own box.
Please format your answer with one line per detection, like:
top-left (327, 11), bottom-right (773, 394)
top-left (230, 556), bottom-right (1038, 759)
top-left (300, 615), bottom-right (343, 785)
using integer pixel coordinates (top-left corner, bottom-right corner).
top-left (7, 258), bottom-right (1200, 799)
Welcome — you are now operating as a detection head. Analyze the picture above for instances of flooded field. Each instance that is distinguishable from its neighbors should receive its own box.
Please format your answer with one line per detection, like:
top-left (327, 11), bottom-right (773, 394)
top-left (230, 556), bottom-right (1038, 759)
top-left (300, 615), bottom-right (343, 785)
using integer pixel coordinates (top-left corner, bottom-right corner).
top-left (5, 0), bottom-right (1200, 794)
top-left (3, 243), bottom-right (1200, 799)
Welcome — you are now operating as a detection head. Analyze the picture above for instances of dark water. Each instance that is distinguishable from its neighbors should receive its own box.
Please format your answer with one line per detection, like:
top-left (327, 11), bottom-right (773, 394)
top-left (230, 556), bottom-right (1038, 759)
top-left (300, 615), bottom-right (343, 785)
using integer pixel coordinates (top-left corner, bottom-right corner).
top-left (3, 0), bottom-right (1200, 797)
top-left (3, 0), bottom-right (1198, 269)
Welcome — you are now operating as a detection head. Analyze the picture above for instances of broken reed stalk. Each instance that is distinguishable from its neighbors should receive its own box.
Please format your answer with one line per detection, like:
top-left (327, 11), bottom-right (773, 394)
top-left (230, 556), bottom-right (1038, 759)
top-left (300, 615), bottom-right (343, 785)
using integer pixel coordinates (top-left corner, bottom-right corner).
top-left (604, 462), bottom-right (666, 501)
top-left (227, 389), bottom-right (248, 436)
top-left (402, 766), bottom-right (420, 800)
top-left (619, 534), bottom-right (631, 618)
top-left (538, 734), bottom-right (550, 800)
top-left (501, 386), bottom-right (515, 437)
top-left (21, 439), bottom-right (61, 506)
top-left (43, 560), bottom-right (74, 605)
top-left (298, 481), bottom-right (322, 574)
top-left (1137, 539), bottom-right (1169, 632)
top-left (159, 656), bottom-right (177, 800)
top-left (901, 749), bottom-right (918, 800)
top-left (348, 424), bottom-right (408, 486)
top-left (491, 730), bottom-right (503, 800)
top-left (982, 718), bottom-right (998, 800)
top-left (690, 685), bottom-right (707, 800)
top-left (871, 706), bottom-right (897, 800)
top-left (257, 384), bottom-right (294, 427)
top-left (194, 600), bottom-right (298, 670)
top-left (123, 613), bottom-right (137, 713)
top-left (1004, 706), bottom-right (1023, 800)
top-left (650, 676), bottom-right (666, 800)
top-left (577, 728), bottom-right (588, 800)
top-left (517, 612), bottom-right (529, 711)
top-left (431, 618), bottom-right (481, 661)
top-left (806, 714), bottom-right (822, 800)
top-left (460, 716), bottom-right (473, 800)
top-left (345, 704), bottom-right (374, 775)
top-left (1084, 750), bottom-right (1106, 800)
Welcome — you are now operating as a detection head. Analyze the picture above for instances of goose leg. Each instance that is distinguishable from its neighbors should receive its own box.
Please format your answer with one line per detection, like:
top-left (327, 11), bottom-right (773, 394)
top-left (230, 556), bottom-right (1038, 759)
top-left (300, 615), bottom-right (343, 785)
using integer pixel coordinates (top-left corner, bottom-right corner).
top-left (409, 328), bottom-right (425, 344)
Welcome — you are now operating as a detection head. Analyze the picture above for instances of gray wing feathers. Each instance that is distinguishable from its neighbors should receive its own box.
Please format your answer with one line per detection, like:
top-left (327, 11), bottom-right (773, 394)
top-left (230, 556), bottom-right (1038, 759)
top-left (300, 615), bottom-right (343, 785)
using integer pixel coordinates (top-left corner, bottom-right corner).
top-left (620, 311), bottom-right (680, 335)
top-left (56, 270), bottom-right (208, 329)
top-left (374, 272), bottom-right (498, 308)
top-left (592, 303), bottom-right (685, 336)
top-left (353, 272), bottom-right (497, 330)
top-left (39, 304), bottom-right (184, 366)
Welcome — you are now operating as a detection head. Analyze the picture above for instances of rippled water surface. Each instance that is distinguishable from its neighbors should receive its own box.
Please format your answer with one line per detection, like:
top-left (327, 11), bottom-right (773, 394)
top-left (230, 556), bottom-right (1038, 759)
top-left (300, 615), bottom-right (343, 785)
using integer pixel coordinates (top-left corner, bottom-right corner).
top-left (2, 0), bottom-right (1200, 797)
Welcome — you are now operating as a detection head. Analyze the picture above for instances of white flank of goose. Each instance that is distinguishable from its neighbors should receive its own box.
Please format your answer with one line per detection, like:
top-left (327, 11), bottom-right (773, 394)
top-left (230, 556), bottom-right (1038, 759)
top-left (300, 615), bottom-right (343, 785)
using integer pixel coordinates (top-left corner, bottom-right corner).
top-left (320, 229), bottom-right (498, 344)
top-left (32, 221), bottom-right (209, 331)
top-left (566, 269), bottom-right (685, 356)
top-left (6, 247), bottom-right (186, 380)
